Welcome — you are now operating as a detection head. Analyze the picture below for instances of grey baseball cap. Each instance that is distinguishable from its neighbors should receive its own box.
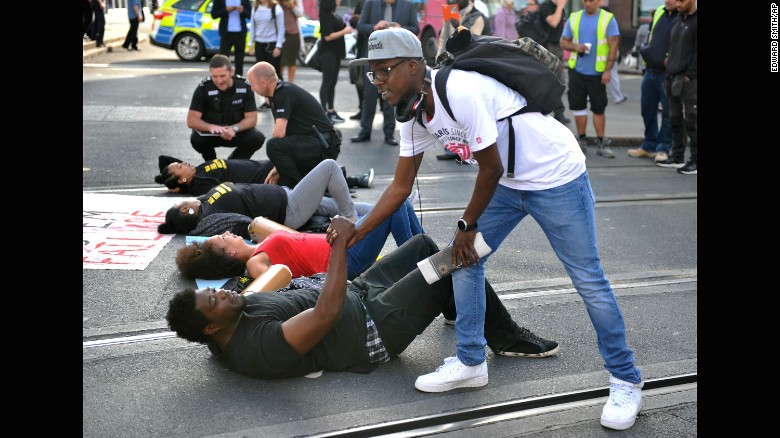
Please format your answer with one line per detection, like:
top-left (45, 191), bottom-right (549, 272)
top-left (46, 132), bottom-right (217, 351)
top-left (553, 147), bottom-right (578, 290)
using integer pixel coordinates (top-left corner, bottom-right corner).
top-left (349, 28), bottom-right (423, 67)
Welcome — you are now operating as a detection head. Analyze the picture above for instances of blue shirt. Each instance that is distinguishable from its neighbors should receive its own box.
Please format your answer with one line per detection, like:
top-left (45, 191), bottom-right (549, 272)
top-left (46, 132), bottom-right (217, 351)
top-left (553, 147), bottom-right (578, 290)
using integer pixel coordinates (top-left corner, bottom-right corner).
top-left (127, 0), bottom-right (141, 20)
top-left (562, 10), bottom-right (620, 76)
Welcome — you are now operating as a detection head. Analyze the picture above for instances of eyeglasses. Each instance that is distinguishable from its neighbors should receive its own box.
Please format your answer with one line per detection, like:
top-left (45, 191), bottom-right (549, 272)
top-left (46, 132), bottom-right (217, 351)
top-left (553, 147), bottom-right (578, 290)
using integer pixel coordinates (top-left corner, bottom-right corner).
top-left (366, 59), bottom-right (408, 84)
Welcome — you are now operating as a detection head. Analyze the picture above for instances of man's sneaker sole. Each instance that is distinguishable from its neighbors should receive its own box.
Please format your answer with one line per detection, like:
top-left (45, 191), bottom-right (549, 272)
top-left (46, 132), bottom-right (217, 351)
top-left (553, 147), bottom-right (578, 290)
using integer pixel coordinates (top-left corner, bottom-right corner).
top-left (494, 344), bottom-right (560, 358)
top-left (656, 161), bottom-right (685, 168)
top-left (600, 413), bottom-right (638, 431)
top-left (414, 374), bottom-right (488, 392)
top-left (678, 168), bottom-right (697, 175)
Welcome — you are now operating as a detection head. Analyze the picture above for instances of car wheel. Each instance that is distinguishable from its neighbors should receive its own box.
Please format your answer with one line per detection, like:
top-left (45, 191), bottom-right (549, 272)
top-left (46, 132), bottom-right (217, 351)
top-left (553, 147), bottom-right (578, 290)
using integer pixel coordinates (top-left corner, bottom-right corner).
top-left (420, 28), bottom-right (438, 67)
top-left (298, 37), bottom-right (318, 66)
top-left (174, 33), bottom-right (205, 62)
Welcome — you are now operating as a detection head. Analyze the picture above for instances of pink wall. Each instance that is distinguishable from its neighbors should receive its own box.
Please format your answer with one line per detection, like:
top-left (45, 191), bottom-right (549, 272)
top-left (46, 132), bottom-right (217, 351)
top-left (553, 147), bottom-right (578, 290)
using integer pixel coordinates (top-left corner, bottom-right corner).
top-left (302, 0), bottom-right (319, 19)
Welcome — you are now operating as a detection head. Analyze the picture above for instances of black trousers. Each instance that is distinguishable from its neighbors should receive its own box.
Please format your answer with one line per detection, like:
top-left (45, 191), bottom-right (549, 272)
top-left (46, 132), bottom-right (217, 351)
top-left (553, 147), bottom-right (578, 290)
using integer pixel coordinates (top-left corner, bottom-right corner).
top-left (266, 133), bottom-right (340, 188)
top-left (91, 8), bottom-right (105, 45)
top-left (350, 235), bottom-right (523, 358)
top-left (189, 129), bottom-right (265, 161)
top-left (220, 32), bottom-right (247, 76)
top-left (123, 18), bottom-right (140, 49)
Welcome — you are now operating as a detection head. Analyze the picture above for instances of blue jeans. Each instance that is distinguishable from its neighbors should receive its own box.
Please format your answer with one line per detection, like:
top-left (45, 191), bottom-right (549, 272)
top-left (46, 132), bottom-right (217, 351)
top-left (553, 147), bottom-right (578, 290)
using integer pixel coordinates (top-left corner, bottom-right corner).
top-left (346, 200), bottom-right (424, 280)
top-left (453, 172), bottom-right (642, 383)
top-left (639, 70), bottom-right (671, 154)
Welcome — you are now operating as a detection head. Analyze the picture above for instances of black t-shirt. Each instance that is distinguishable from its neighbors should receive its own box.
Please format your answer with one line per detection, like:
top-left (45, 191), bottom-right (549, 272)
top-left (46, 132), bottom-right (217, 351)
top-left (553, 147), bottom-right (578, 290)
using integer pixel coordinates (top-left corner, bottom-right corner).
top-left (208, 288), bottom-right (371, 378)
top-left (188, 159), bottom-right (274, 196)
top-left (319, 11), bottom-right (347, 59)
top-left (270, 80), bottom-right (334, 137)
top-left (539, 1), bottom-right (564, 44)
top-left (198, 182), bottom-right (288, 224)
top-left (189, 75), bottom-right (257, 126)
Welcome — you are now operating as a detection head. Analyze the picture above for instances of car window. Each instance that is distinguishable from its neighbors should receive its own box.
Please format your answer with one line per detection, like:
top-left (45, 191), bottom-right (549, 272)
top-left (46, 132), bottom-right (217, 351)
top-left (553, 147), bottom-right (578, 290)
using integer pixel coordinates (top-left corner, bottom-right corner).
top-left (172, 0), bottom-right (208, 11)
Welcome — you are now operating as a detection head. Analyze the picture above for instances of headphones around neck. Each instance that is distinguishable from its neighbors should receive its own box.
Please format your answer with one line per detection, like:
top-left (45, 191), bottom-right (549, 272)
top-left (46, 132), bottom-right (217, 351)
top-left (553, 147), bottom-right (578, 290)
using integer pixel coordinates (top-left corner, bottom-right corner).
top-left (394, 67), bottom-right (432, 124)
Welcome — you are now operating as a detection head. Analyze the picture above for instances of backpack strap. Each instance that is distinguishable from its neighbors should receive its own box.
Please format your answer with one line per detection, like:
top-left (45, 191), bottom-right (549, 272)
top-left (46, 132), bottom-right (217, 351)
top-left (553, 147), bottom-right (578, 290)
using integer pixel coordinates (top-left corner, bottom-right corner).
top-left (433, 65), bottom-right (456, 122)
top-left (436, 65), bottom-right (525, 177)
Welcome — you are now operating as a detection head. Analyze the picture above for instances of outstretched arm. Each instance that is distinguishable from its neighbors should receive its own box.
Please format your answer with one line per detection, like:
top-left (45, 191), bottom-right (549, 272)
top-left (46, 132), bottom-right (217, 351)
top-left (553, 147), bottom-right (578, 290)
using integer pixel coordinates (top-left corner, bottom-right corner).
top-left (279, 216), bottom-right (355, 355)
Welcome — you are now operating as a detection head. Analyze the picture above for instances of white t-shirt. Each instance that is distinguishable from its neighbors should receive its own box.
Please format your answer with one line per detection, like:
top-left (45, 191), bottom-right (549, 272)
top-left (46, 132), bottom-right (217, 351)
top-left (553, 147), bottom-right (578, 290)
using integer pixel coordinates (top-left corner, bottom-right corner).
top-left (399, 69), bottom-right (586, 191)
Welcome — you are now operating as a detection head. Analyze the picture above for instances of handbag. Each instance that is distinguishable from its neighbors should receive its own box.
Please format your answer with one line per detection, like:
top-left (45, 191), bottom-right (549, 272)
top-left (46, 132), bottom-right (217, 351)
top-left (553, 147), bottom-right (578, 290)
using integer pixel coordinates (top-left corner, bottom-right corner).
top-left (305, 40), bottom-right (323, 72)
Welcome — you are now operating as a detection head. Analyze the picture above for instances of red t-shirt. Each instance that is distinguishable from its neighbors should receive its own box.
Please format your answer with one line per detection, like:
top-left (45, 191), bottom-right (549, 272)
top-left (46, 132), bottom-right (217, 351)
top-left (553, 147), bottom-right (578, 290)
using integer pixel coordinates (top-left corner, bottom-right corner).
top-left (253, 230), bottom-right (331, 277)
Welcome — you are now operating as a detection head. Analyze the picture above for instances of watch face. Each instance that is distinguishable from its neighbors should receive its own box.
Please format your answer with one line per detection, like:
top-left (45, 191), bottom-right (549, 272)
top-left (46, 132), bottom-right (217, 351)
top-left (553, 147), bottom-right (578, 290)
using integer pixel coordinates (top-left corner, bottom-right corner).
top-left (457, 219), bottom-right (466, 231)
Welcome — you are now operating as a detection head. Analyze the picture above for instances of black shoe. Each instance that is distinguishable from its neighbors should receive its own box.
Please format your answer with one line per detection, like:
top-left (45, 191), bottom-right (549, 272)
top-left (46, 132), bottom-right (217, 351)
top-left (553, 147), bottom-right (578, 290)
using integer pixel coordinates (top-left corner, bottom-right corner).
top-left (351, 134), bottom-right (371, 143)
top-left (122, 45), bottom-right (131, 51)
top-left (655, 157), bottom-right (685, 168)
top-left (356, 168), bottom-right (374, 188)
top-left (677, 161), bottom-right (697, 175)
top-left (329, 112), bottom-right (345, 124)
top-left (349, 111), bottom-right (362, 120)
top-left (436, 152), bottom-right (458, 160)
top-left (131, 46), bottom-right (141, 51)
top-left (96, 43), bottom-right (106, 48)
top-left (492, 325), bottom-right (560, 358)
top-left (384, 137), bottom-right (399, 146)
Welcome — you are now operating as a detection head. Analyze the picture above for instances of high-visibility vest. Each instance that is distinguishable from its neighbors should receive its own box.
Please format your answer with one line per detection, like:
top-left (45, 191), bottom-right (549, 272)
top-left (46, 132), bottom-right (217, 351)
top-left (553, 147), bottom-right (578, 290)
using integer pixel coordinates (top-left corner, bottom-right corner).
top-left (567, 8), bottom-right (615, 72)
top-left (648, 7), bottom-right (666, 43)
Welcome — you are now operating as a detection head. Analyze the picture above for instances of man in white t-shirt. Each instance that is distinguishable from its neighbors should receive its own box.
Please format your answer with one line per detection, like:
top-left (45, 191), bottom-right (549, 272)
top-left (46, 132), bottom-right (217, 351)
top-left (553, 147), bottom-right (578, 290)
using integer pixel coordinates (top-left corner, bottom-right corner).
top-left (342, 27), bottom-right (644, 431)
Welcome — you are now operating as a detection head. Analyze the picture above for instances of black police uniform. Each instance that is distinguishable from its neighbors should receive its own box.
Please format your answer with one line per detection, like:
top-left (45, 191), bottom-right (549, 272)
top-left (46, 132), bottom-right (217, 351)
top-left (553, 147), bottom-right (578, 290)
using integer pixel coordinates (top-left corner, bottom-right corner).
top-left (267, 79), bottom-right (342, 189)
top-left (189, 75), bottom-right (266, 161)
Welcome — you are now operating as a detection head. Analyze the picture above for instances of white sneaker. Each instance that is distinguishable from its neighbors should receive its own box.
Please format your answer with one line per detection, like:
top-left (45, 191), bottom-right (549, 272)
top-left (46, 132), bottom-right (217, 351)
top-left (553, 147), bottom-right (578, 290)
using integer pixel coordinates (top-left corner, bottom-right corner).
top-left (414, 356), bottom-right (488, 392)
top-left (600, 376), bottom-right (643, 430)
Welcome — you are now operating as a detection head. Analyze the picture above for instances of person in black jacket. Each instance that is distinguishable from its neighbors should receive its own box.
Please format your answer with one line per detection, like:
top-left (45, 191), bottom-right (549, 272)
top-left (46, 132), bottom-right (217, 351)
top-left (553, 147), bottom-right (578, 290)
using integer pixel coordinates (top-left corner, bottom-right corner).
top-left (654, 0), bottom-right (697, 174)
top-left (212, 0), bottom-right (253, 76)
top-left (626, 0), bottom-right (677, 164)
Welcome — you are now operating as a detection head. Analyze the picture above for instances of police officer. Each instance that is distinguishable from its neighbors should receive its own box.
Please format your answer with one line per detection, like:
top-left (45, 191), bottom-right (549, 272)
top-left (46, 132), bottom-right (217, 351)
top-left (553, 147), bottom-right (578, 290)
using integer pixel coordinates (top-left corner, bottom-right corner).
top-left (246, 61), bottom-right (342, 189)
top-left (187, 54), bottom-right (266, 161)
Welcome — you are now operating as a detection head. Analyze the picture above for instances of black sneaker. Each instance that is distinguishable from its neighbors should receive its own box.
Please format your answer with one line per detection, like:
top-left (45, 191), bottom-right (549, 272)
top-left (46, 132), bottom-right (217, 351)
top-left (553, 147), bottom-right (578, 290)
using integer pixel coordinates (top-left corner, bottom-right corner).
top-left (356, 168), bottom-right (374, 188)
top-left (677, 161), bottom-right (697, 175)
top-left (655, 157), bottom-right (685, 168)
top-left (329, 112), bottom-right (345, 124)
top-left (493, 326), bottom-right (560, 358)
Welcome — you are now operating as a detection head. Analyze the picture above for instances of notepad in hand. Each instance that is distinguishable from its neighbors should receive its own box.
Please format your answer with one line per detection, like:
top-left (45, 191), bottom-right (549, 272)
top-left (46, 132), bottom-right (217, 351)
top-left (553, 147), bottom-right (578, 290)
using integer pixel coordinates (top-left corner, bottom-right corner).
top-left (195, 130), bottom-right (221, 136)
top-left (417, 232), bottom-right (492, 284)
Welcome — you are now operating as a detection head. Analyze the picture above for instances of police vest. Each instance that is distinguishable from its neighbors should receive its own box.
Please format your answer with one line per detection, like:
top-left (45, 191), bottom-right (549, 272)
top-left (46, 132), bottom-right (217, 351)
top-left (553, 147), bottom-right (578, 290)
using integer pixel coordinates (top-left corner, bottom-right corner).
top-left (198, 76), bottom-right (251, 125)
top-left (567, 9), bottom-right (614, 72)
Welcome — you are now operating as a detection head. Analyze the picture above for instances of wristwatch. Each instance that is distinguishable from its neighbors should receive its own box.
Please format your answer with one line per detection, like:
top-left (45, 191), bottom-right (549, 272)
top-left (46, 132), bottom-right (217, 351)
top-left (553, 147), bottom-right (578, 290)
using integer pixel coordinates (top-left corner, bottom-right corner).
top-left (457, 218), bottom-right (477, 232)
top-left (232, 124), bottom-right (239, 133)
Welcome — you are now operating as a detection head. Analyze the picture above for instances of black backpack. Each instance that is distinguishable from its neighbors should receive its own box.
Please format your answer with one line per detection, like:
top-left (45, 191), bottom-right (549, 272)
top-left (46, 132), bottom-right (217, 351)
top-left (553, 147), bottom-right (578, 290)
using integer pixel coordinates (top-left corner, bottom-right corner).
top-left (515, 10), bottom-right (551, 45)
top-left (433, 30), bottom-right (565, 122)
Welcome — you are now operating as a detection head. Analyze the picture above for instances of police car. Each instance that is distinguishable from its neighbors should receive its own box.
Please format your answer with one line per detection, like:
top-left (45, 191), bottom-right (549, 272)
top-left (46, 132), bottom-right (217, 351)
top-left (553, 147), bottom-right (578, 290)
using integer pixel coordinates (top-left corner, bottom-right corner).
top-left (150, 0), bottom-right (319, 63)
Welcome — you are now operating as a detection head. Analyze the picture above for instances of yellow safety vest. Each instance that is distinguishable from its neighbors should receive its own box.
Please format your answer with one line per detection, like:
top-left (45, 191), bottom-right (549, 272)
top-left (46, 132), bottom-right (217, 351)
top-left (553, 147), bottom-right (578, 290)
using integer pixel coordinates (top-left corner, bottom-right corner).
top-left (648, 7), bottom-right (666, 43)
top-left (567, 9), bottom-right (614, 72)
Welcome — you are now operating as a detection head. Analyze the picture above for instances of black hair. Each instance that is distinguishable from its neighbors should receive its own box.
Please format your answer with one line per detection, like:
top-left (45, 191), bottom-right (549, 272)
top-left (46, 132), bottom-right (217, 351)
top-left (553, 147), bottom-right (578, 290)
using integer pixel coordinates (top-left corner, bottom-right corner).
top-left (175, 241), bottom-right (246, 279)
top-left (166, 288), bottom-right (211, 344)
top-left (319, 0), bottom-right (336, 13)
top-left (158, 206), bottom-right (198, 234)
